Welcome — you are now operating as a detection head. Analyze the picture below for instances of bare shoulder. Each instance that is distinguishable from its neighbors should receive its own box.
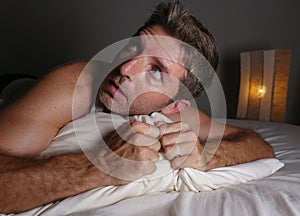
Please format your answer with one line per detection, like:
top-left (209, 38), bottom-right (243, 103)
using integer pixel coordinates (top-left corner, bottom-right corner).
top-left (12, 61), bottom-right (91, 124)
top-left (0, 61), bottom-right (92, 156)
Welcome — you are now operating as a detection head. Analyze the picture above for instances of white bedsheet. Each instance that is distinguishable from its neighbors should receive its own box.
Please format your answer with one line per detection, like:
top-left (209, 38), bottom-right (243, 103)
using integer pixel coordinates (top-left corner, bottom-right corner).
top-left (95, 119), bottom-right (300, 216)
top-left (6, 118), bottom-right (299, 216)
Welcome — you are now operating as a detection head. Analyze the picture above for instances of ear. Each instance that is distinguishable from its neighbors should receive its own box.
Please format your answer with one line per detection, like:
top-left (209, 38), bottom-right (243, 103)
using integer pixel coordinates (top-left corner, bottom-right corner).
top-left (161, 100), bottom-right (191, 115)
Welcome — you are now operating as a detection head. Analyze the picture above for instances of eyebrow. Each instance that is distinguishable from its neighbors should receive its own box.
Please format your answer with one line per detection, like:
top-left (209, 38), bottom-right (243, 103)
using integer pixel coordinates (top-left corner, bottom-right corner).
top-left (155, 57), bottom-right (170, 74)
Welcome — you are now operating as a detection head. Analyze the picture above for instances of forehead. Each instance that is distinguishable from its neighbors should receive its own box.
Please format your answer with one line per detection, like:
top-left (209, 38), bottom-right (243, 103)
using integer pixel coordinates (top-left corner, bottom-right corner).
top-left (138, 25), bottom-right (187, 77)
top-left (140, 26), bottom-right (184, 60)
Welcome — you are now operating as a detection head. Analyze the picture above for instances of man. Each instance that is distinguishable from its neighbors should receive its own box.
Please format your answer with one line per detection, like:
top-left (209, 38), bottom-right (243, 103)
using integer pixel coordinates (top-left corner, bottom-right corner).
top-left (0, 2), bottom-right (275, 214)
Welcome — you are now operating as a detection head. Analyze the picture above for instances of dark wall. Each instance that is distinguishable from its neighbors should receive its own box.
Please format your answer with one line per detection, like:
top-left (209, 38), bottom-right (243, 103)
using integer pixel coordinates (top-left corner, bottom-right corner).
top-left (1, 0), bottom-right (300, 124)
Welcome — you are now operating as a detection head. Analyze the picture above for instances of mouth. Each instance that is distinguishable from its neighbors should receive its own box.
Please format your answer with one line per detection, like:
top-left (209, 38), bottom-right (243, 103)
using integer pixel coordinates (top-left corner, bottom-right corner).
top-left (107, 79), bottom-right (127, 99)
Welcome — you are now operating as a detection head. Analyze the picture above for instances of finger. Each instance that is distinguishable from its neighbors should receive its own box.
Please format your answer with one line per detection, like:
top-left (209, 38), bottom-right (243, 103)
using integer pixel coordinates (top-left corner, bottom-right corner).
top-left (164, 142), bottom-right (196, 160)
top-left (148, 140), bottom-right (161, 152)
top-left (130, 121), bottom-right (160, 138)
top-left (160, 130), bottom-right (198, 146)
top-left (97, 146), bottom-right (159, 181)
top-left (131, 134), bottom-right (161, 152)
top-left (106, 144), bottom-right (160, 163)
top-left (114, 121), bottom-right (136, 140)
top-left (113, 121), bottom-right (160, 146)
top-left (129, 133), bottom-right (160, 148)
top-left (158, 121), bottom-right (191, 136)
top-left (131, 146), bottom-right (160, 164)
top-left (155, 121), bottom-right (166, 127)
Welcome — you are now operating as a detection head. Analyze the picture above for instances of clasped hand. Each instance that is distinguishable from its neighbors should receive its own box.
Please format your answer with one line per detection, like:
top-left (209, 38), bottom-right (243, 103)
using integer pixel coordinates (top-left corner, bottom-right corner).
top-left (98, 121), bottom-right (206, 184)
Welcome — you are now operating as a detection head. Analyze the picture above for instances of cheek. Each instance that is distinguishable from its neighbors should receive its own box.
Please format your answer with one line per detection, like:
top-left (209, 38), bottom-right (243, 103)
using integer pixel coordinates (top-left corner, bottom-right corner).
top-left (131, 82), bottom-right (179, 101)
top-left (137, 92), bottom-right (171, 104)
top-left (129, 92), bottom-right (172, 114)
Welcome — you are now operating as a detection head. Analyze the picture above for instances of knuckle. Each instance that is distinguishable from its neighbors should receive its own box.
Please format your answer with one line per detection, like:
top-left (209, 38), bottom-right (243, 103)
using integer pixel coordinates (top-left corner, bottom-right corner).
top-left (149, 141), bottom-right (161, 151)
top-left (130, 121), bottom-right (143, 131)
top-left (155, 141), bottom-right (162, 151)
top-left (129, 134), bottom-right (139, 145)
top-left (148, 138), bottom-right (158, 146)
top-left (150, 152), bottom-right (159, 161)
top-left (158, 124), bottom-right (167, 136)
top-left (149, 125), bottom-right (160, 138)
top-left (160, 136), bottom-right (168, 146)
top-left (135, 146), bottom-right (148, 154)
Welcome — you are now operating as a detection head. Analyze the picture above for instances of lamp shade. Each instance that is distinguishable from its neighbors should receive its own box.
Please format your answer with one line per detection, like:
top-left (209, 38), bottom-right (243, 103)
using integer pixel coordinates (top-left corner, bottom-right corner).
top-left (237, 49), bottom-right (291, 122)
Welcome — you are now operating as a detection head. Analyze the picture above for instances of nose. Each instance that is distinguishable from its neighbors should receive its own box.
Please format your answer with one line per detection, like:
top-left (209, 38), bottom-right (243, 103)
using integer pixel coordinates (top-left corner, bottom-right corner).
top-left (119, 57), bottom-right (142, 80)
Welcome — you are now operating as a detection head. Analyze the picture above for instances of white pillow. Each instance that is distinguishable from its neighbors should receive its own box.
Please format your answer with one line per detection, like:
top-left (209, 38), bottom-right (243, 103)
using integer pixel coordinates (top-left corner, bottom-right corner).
top-left (37, 111), bottom-right (284, 212)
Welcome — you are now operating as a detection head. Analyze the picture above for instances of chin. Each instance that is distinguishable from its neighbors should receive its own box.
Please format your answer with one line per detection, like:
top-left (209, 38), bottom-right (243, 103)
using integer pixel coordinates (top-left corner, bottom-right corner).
top-left (128, 106), bottom-right (159, 116)
top-left (99, 95), bottom-right (159, 116)
top-left (108, 105), bottom-right (150, 116)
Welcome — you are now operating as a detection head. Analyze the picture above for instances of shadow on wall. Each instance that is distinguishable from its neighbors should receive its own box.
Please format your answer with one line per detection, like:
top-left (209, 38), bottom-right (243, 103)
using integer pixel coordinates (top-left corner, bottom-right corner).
top-left (219, 56), bottom-right (240, 119)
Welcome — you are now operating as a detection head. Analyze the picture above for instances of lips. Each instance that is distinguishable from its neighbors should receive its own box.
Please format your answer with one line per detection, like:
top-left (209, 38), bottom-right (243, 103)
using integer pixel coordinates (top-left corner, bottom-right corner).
top-left (105, 79), bottom-right (127, 98)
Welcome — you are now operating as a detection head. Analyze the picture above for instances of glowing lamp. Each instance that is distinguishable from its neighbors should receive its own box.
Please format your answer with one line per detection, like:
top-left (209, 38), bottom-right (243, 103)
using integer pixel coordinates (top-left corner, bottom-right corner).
top-left (237, 49), bottom-right (291, 122)
top-left (257, 85), bottom-right (266, 98)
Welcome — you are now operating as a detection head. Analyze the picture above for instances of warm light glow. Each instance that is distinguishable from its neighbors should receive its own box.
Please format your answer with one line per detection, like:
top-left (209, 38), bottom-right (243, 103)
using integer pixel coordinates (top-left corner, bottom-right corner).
top-left (257, 85), bottom-right (267, 98)
top-left (237, 49), bottom-right (290, 122)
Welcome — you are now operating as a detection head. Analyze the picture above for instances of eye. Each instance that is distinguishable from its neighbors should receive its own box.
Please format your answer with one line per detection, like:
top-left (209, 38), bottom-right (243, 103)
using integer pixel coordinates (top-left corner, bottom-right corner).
top-left (151, 67), bottom-right (162, 79)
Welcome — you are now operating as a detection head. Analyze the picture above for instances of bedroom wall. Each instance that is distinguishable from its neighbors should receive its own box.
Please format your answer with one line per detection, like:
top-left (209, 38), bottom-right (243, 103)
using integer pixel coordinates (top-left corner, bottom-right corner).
top-left (1, 0), bottom-right (300, 125)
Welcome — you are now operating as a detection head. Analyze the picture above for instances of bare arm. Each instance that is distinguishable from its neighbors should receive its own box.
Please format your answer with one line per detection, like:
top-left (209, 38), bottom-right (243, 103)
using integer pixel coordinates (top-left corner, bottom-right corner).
top-left (0, 153), bottom-right (116, 214)
top-left (0, 122), bottom-right (159, 214)
top-left (0, 61), bottom-right (100, 213)
top-left (164, 106), bottom-right (275, 170)
top-left (0, 61), bottom-right (91, 156)
top-left (201, 127), bottom-right (275, 170)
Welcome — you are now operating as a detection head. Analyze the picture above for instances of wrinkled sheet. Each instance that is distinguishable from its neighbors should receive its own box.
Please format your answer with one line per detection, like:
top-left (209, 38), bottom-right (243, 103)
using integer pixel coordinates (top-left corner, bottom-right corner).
top-left (6, 117), bottom-right (296, 216)
top-left (93, 119), bottom-right (299, 216)
top-left (12, 156), bottom-right (283, 216)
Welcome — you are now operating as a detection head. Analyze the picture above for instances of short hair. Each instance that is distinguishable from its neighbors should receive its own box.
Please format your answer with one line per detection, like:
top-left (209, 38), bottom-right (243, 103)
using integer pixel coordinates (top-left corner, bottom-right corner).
top-left (136, 1), bottom-right (219, 99)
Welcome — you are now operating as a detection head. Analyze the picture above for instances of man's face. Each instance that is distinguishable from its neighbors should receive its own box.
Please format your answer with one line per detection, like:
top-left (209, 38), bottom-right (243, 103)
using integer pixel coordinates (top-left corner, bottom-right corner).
top-left (99, 25), bottom-right (187, 115)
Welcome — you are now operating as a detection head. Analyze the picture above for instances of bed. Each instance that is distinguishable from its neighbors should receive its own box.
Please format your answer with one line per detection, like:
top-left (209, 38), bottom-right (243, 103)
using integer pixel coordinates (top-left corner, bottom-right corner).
top-left (1, 78), bottom-right (300, 216)
top-left (1, 118), bottom-right (296, 216)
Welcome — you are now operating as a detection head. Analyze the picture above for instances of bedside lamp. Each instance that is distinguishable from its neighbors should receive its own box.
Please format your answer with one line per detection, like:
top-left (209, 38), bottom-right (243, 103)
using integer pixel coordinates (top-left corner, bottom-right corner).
top-left (237, 49), bottom-right (291, 122)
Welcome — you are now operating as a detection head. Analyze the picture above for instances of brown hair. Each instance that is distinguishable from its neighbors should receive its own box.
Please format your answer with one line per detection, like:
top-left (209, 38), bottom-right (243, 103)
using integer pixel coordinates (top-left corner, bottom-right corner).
top-left (137, 1), bottom-right (219, 99)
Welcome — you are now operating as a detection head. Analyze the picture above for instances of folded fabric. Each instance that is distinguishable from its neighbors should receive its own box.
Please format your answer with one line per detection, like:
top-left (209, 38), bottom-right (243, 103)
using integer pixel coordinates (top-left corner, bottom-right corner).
top-left (35, 111), bottom-right (284, 214)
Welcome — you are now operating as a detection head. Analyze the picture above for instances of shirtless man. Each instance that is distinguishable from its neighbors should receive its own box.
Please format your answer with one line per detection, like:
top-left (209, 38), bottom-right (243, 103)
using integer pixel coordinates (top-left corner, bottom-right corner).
top-left (0, 2), bottom-right (275, 214)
